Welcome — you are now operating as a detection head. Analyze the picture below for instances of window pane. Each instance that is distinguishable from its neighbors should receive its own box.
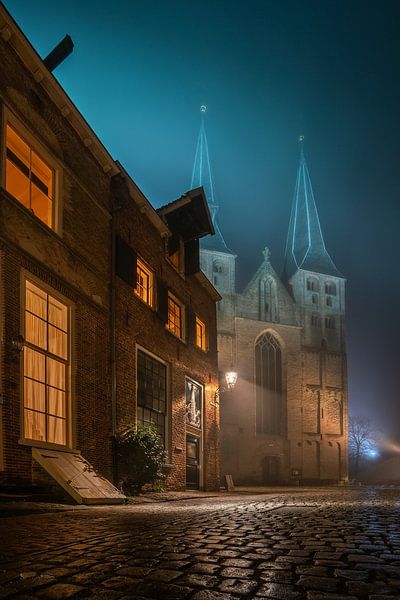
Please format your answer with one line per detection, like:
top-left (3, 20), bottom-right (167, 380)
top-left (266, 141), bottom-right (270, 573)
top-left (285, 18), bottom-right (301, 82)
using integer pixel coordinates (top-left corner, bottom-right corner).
top-left (48, 388), bottom-right (66, 418)
top-left (24, 378), bottom-right (46, 412)
top-left (25, 312), bottom-right (47, 350)
top-left (48, 325), bottom-right (67, 360)
top-left (24, 409), bottom-right (46, 442)
top-left (24, 347), bottom-right (45, 383)
top-left (48, 297), bottom-right (68, 331)
top-left (47, 416), bottom-right (66, 445)
top-left (31, 150), bottom-right (53, 199)
top-left (6, 159), bottom-right (30, 207)
top-left (7, 125), bottom-right (30, 165)
top-left (31, 184), bottom-right (52, 227)
top-left (26, 282), bottom-right (47, 319)
top-left (47, 356), bottom-right (66, 391)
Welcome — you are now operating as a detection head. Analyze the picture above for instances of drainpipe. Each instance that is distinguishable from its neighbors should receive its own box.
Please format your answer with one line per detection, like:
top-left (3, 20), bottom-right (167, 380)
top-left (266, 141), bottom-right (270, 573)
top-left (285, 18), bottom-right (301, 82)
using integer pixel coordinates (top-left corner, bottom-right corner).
top-left (110, 196), bottom-right (118, 484)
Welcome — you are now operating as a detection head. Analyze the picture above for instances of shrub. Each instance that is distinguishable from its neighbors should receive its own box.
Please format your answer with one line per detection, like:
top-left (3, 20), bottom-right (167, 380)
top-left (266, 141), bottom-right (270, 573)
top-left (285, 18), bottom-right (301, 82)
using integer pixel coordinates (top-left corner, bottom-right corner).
top-left (117, 424), bottom-right (166, 495)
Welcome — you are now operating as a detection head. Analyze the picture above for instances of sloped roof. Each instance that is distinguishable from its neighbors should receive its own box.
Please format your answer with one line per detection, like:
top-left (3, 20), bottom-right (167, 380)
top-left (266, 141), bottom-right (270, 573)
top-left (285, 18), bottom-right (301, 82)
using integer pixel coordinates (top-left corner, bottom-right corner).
top-left (283, 146), bottom-right (343, 280)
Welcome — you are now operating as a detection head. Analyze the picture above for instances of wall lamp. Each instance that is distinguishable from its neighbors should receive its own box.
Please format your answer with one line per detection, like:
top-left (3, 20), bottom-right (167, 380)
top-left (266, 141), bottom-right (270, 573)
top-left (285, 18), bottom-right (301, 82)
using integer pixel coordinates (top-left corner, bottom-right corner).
top-left (211, 370), bottom-right (238, 406)
top-left (10, 334), bottom-right (24, 359)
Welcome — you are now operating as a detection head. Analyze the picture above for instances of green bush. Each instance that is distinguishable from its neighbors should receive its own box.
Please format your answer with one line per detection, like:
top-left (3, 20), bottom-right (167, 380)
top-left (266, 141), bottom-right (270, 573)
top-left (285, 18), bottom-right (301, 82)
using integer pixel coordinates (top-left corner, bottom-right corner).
top-left (117, 424), bottom-right (166, 495)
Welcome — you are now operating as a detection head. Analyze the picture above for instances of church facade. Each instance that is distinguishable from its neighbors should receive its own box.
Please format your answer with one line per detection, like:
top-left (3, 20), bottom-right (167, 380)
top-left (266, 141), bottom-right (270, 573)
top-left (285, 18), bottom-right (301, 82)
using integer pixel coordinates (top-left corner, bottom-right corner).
top-left (193, 112), bottom-right (349, 485)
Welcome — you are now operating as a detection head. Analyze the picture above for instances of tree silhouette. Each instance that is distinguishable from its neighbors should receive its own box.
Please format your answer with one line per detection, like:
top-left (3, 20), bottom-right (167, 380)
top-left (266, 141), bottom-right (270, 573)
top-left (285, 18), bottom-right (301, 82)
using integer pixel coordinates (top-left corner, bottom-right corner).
top-left (348, 416), bottom-right (378, 479)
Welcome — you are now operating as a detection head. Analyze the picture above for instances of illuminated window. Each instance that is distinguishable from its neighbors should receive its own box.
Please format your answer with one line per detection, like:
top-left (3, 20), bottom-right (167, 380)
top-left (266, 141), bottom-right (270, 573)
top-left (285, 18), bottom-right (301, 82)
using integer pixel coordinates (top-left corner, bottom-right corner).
top-left (167, 295), bottom-right (184, 339)
top-left (6, 124), bottom-right (55, 228)
top-left (24, 280), bottom-right (69, 446)
top-left (135, 259), bottom-right (153, 306)
top-left (195, 317), bottom-right (206, 351)
top-left (137, 350), bottom-right (166, 445)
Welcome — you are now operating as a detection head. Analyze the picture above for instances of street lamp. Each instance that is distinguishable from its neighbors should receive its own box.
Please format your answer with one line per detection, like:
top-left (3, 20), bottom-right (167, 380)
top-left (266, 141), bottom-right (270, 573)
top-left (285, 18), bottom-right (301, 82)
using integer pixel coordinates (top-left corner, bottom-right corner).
top-left (211, 370), bottom-right (238, 406)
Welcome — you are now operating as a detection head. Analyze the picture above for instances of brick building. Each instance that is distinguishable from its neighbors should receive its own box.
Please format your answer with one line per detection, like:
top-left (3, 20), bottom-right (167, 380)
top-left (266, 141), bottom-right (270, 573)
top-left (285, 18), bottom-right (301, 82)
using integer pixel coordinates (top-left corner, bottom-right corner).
top-left (0, 5), bottom-right (220, 497)
top-left (192, 113), bottom-right (349, 485)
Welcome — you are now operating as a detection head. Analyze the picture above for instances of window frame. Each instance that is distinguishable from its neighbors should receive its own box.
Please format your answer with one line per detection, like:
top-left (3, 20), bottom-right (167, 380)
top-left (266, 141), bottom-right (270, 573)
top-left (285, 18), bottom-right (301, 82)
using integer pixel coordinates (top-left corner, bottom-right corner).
top-left (195, 316), bottom-right (207, 352)
top-left (2, 109), bottom-right (62, 234)
top-left (134, 257), bottom-right (154, 307)
top-left (166, 293), bottom-right (185, 341)
top-left (136, 346), bottom-right (169, 451)
top-left (20, 273), bottom-right (73, 450)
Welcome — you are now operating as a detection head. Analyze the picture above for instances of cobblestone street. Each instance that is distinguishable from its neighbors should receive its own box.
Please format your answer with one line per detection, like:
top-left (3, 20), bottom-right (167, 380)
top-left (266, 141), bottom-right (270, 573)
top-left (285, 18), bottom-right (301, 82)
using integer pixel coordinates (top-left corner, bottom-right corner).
top-left (1, 487), bottom-right (400, 599)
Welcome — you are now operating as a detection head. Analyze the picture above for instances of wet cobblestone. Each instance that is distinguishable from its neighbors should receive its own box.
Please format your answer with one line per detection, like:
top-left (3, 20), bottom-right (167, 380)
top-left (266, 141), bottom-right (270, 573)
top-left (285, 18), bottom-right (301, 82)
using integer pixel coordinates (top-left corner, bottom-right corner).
top-left (1, 487), bottom-right (400, 598)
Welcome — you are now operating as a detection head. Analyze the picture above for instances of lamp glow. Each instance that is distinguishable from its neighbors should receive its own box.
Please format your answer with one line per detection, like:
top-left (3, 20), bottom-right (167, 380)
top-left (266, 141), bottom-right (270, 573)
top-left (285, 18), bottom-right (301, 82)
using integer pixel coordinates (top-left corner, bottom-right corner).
top-left (225, 371), bottom-right (238, 389)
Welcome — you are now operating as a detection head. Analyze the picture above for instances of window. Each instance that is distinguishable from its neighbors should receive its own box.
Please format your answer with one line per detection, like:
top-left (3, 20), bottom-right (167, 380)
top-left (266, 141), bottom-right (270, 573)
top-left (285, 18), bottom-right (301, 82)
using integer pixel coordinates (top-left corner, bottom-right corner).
top-left (326, 296), bottom-right (333, 307)
top-left (195, 317), bottom-right (206, 351)
top-left (23, 280), bottom-right (69, 446)
top-left (167, 295), bottom-right (184, 339)
top-left (311, 313), bottom-right (321, 327)
top-left (325, 282), bottom-right (337, 295)
top-left (255, 333), bottom-right (282, 434)
top-left (325, 316), bottom-right (336, 330)
top-left (135, 259), bottom-right (153, 306)
top-left (5, 123), bottom-right (55, 228)
top-left (312, 294), bottom-right (319, 305)
top-left (137, 350), bottom-right (166, 445)
top-left (307, 278), bottom-right (319, 292)
top-left (213, 261), bottom-right (224, 274)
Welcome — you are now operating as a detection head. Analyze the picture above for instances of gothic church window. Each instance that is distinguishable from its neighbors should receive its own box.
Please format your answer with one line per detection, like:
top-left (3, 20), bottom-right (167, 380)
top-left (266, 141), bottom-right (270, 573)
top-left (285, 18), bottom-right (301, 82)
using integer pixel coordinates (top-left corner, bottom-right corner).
top-left (307, 278), bottom-right (319, 292)
top-left (311, 313), bottom-right (321, 327)
top-left (255, 333), bottom-right (282, 435)
top-left (325, 282), bottom-right (336, 295)
top-left (260, 277), bottom-right (278, 322)
top-left (325, 316), bottom-right (336, 330)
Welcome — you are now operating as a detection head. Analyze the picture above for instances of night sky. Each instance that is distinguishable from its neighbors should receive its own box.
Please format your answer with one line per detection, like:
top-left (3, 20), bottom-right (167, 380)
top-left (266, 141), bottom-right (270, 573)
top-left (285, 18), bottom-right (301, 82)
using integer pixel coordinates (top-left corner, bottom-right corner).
top-left (5, 1), bottom-right (400, 441)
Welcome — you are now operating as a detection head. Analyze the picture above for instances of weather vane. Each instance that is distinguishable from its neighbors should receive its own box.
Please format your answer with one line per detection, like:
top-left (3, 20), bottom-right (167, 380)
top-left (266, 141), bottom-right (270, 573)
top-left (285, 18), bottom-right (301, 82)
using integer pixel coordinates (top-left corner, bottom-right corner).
top-left (200, 105), bottom-right (207, 113)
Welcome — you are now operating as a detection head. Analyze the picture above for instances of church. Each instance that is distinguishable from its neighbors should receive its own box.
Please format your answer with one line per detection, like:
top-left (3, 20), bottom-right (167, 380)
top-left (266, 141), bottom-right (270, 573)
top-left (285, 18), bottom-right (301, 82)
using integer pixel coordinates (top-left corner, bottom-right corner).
top-left (192, 109), bottom-right (349, 485)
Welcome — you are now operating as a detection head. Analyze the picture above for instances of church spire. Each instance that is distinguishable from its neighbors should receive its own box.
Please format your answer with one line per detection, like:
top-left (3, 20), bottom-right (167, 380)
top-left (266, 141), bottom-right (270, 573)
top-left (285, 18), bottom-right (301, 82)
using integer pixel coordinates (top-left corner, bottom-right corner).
top-left (191, 106), bottom-right (232, 254)
top-left (283, 138), bottom-right (341, 280)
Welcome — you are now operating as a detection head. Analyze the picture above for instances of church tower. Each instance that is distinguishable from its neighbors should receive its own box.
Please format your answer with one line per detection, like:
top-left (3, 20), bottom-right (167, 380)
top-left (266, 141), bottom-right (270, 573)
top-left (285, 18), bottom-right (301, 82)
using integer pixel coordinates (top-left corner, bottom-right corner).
top-left (283, 140), bottom-right (348, 482)
top-left (192, 107), bottom-right (236, 339)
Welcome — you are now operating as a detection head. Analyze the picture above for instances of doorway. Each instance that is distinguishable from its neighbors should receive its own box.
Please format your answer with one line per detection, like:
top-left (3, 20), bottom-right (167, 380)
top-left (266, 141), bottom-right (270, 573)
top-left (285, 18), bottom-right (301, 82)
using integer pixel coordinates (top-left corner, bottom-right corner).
top-left (261, 455), bottom-right (280, 485)
top-left (186, 435), bottom-right (200, 489)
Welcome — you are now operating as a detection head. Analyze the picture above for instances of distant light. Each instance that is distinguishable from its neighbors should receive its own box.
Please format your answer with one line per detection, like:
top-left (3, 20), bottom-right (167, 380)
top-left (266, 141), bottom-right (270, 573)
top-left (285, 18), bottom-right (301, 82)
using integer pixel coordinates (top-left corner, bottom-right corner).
top-left (225, 371), bottom-right (238, 390)
top-left (200, 105), bottom-right (207, 113)
top-left (368, 449), bottom-right (379, 458)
